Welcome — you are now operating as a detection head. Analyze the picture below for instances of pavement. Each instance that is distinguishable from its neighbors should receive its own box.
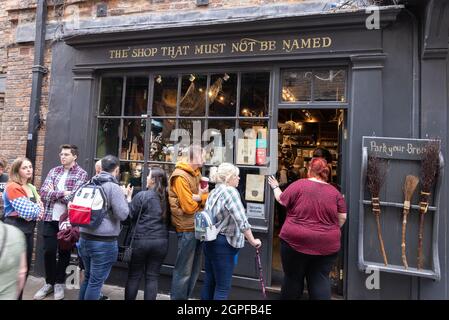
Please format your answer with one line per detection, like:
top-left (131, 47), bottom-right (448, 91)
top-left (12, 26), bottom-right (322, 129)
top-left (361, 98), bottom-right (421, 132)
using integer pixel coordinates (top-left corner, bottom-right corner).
top-left (23, 275), bottom-right (171, 300)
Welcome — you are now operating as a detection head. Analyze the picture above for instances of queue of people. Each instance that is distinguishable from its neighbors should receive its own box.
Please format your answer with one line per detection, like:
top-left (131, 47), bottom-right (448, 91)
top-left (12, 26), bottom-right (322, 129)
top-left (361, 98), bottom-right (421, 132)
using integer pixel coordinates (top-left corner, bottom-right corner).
top-left (0, 144), bottom-right (345, 300)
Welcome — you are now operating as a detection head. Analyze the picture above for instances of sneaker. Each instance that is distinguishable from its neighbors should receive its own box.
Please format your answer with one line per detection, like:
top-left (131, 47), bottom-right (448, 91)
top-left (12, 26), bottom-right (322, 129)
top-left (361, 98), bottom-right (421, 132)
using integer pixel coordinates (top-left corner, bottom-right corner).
top-left (33, 284), bottom-right (53, 300)
top-left (54, 284), bottom-right (65, 300)
top-left (99, 293), bottom-right (109, 300)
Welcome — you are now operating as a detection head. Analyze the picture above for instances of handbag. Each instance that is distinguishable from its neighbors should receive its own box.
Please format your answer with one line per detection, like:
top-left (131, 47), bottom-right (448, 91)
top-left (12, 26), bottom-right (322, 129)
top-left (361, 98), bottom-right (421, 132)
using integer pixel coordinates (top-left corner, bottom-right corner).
top-left (118, 203), bottom-right (144, 263)
top-left (57, 213), bottom-right (80, 251)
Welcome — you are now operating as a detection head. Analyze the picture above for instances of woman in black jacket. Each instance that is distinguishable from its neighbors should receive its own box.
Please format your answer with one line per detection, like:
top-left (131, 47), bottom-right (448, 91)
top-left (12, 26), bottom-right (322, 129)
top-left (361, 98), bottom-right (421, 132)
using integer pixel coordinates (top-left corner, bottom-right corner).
top-left (125, 166), bottom-right (169, 300)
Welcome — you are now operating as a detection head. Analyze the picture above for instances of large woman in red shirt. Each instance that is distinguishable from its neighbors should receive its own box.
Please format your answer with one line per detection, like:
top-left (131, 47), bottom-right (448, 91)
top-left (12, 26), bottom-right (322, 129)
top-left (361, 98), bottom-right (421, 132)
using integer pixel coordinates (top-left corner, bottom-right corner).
top-left (268, 157), bottom-right (347, 300)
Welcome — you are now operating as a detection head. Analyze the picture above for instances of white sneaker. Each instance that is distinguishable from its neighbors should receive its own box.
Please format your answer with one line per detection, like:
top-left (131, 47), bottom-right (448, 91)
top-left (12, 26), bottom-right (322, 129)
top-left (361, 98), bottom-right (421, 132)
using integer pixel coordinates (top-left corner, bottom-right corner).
top-left (54, 284), bottom-right (65, 300)
top-left (33, 284), bottom-right (53, 300)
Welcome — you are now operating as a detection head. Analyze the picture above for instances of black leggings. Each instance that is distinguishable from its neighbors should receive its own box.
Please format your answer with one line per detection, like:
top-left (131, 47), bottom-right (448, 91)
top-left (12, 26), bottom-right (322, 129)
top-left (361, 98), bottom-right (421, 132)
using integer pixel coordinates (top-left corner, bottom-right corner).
top-left (125, 238), bottom-right (168, 300)
top-left (280, 239), bottom-right (337, 300)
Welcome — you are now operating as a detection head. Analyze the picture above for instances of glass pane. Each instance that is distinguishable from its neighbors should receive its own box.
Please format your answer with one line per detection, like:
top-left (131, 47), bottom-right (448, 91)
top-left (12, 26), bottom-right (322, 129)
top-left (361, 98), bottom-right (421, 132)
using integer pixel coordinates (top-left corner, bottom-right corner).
top-left (237, 119), bottom-right (269, 166)
top-left (119, 161), bottom-right (144, 196)
top-left (120, 119), bottom-right (146, 161)
top-left (313, 69), bottom-right (346, 102)
top-left (236, 167), bottom-right (261, 208)
top-left (96, 119), bottom-right (120, 158)
top-left (206, 120), bottom-right (235, 165)
top-left (281, 70), bottom-right (312, 102)
top-left (152, 74), bottom-right (178, 116)
top-left (209, 73), bottom-right (237, 117)
top-left (240, 72), bottom-right (270, 117)
top-left (180, 74), bottom-right (207, 116)
top-left (178, 119), bottom-right (205, 145)
top-left (148, 163), bottom-right (175, 181)
top-left (149, 119), bottom-right (177, 162)
top-left (99, 77), bottom-right (123, 116)
top-left (124, 77), bottom-right (149, 116)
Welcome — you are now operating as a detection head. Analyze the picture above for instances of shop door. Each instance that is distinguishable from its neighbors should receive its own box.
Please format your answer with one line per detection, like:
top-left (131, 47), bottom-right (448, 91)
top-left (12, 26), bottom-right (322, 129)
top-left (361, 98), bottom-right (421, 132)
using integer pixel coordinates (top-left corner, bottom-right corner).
top-left (272, 108), bottom-right (347, 298)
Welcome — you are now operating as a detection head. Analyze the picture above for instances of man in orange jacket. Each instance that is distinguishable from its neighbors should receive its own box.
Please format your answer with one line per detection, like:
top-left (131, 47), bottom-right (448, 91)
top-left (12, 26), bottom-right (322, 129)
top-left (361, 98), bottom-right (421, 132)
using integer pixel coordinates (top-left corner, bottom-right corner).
top-left (168, 145), bottom-right (208, 300)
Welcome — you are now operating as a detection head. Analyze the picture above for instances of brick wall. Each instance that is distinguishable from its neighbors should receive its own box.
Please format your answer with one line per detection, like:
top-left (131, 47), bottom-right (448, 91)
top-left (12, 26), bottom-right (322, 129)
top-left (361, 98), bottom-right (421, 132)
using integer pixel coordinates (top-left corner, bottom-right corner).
top-left (0, 0), bottom-right (317, 187)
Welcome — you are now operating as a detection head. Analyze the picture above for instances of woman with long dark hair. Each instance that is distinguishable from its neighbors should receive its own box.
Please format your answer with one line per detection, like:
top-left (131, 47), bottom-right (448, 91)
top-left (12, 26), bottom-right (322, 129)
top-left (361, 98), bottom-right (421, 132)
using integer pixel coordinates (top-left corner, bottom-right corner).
top-left (124, 166), bottom-right (169, 300)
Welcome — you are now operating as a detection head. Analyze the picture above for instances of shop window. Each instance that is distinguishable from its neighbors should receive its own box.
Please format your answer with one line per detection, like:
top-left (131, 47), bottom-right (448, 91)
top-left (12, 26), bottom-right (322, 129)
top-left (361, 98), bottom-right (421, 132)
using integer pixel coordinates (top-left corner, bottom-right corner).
top-left (236, 119), bottom-right (268, 166)
top-left (281, 70), bottom-right (312, 102)
top-left (313, 69), bottom-right (346, 102)
top-left (206, 119), bottom-right (235, 165)
top-left (119, 161), bottom-right (144, 195)
top-left (281, 68), bottom-right (347, 103)
top-left (121, 119), bottom-right (146, 161)
top-left (99, 77), bottom-right (123, 116)
top-left (96, 119), bottom-right (120, 158)
top-left (180, 74), bottom-right (207, 116)
top-left (178, 119), bottom-right (205, 146)
top-left (209, 73), bottom-right (237, 117)
top-left (152, 74), bottom-right (178, 116)
top-left (124, 77), bottom-right (149, 116)
top-left (240, 72), bottom-right (270, 117)
top-left (149, 118), bottom-right (176, 162)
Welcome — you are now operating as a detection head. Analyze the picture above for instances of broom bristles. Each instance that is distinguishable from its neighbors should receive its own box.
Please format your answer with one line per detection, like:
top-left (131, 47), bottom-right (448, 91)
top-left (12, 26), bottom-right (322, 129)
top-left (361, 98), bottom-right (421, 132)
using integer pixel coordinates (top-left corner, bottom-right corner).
top-left (404, 175), bottom-right (419, 201)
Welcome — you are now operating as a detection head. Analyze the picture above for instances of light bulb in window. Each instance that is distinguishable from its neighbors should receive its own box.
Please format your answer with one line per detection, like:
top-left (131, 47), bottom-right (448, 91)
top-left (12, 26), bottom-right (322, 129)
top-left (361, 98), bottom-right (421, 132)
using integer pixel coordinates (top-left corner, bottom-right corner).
top-left (189, 74), bottom-right (196, 82)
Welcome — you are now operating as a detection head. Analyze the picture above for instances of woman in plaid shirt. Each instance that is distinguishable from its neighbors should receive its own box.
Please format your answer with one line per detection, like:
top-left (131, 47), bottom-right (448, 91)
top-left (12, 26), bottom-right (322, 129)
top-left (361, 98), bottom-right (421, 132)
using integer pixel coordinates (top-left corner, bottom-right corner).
top-left (201, 163), bottom-right (261, 300)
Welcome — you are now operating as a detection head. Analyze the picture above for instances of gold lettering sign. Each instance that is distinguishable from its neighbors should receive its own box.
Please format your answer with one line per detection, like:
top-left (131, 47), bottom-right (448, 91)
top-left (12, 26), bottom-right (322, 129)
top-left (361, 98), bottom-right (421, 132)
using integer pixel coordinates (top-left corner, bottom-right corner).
top-left (108, 36), bottom-right (333, 60)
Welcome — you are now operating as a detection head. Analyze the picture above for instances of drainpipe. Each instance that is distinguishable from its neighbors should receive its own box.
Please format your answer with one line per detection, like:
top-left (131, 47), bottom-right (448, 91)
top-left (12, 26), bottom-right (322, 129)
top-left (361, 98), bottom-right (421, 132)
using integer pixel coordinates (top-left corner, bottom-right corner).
top-left (26, 0), bottom-right (47, 176)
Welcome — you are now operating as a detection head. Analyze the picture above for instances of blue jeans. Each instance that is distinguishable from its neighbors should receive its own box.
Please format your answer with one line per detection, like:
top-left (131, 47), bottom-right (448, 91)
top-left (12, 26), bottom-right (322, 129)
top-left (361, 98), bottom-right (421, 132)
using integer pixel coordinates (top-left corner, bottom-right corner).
top-left (78, 238), bottom-right (118, 300)
top-left (170, 232), bottom-right (202, 300)
top-left (201, 234), bottom-right (239, 300)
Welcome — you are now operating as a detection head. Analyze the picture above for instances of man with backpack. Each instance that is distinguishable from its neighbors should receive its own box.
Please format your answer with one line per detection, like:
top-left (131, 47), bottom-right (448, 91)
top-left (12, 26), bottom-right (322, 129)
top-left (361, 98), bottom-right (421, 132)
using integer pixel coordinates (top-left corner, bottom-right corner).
top-left (168, 145), bottom-right (209, 300)
top-left (77, 155), bottom-right (130, 300)
top-left (34, 144), bottom-right (88, 300)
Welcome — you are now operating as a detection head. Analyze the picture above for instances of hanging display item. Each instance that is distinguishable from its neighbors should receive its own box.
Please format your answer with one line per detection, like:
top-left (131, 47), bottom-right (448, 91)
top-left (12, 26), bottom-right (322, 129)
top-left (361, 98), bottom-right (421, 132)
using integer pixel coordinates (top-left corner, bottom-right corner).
top-left (245, 174), bottom-right (265, 202)
top-left (417, 140), bottom-right (440, 270)
top-left (256, 132), bottom-right (267, 166)
top-left (236, 138), bottom-right (256, 165)
top-left (366, 154), bottom-right (389, 266)
top-left (400, 175), bottom-right (419, 269)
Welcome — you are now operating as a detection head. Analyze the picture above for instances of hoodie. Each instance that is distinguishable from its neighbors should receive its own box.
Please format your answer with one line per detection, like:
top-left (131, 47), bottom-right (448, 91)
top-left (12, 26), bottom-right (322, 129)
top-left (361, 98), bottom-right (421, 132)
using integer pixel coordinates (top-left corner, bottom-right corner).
top-left (168, 162), bottom-right (208, 232)
top-left (80, 171), bottom-right (129, 239)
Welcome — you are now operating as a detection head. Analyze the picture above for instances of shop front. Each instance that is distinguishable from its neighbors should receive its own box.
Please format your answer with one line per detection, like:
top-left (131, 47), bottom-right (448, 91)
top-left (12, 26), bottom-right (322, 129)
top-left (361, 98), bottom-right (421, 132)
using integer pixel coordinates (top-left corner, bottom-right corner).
top-left (35, 4), bottom-right (449, 299)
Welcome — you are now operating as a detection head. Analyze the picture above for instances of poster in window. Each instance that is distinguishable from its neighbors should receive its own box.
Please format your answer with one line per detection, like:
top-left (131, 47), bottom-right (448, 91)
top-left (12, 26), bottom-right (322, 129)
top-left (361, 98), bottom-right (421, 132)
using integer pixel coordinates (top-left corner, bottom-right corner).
top-left (236, 138), bottom-right (256, 165)
top-left (245, 174), bottom-right (265, 202)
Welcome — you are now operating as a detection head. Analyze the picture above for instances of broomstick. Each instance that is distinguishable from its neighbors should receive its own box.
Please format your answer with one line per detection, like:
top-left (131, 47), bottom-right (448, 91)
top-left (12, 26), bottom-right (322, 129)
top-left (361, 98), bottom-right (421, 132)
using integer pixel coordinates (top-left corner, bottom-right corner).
top-left (417, 140), bottom-right (440, 270)
top-left (401, 175), bottom-right (419, 269)
top-left (366, 155), bottom-right (388, 266)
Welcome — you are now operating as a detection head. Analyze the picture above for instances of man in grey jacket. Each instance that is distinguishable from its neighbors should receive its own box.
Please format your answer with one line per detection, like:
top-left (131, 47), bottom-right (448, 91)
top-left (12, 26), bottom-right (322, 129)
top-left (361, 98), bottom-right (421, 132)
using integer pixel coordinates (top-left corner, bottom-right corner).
top-left (78, 155), bottom-right (130, 300)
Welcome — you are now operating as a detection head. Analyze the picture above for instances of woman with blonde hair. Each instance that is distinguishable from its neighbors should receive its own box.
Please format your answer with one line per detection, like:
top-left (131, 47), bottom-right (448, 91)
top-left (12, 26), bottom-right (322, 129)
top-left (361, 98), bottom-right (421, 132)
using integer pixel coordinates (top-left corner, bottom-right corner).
top-left (201, 163), bottom-right (261, 300)
top-left (2, 157), bottom-right (43, 299)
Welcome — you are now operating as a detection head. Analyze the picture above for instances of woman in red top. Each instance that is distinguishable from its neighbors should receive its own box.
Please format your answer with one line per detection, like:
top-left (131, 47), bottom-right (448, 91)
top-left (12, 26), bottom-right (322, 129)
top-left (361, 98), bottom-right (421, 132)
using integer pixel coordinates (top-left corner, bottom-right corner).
top-left (268, 157), bottom-right (347, 300)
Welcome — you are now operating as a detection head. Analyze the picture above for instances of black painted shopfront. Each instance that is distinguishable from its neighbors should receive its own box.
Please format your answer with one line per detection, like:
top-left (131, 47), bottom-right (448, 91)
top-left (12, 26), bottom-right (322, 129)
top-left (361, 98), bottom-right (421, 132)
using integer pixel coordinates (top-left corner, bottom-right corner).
top-left (35, 3), bottom-right (449, 299)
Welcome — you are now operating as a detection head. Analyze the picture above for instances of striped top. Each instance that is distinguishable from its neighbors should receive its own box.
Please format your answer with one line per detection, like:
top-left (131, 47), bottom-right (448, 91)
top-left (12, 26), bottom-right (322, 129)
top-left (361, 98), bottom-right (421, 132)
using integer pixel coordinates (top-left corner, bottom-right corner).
top-left (206, 183), bottom-right (251, 249)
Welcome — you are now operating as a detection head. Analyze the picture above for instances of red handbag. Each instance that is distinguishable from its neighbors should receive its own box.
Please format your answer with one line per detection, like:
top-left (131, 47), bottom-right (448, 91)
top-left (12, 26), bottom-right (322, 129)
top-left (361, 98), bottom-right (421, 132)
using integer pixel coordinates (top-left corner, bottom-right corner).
top-left (57, 213), bottom-right (80, 251)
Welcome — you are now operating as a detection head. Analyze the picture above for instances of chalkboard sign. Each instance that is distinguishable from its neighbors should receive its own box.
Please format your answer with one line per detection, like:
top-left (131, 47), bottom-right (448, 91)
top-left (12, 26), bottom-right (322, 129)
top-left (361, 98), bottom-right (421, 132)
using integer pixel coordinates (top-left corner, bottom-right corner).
top-left (359, 136), bottom-right (444, 280)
